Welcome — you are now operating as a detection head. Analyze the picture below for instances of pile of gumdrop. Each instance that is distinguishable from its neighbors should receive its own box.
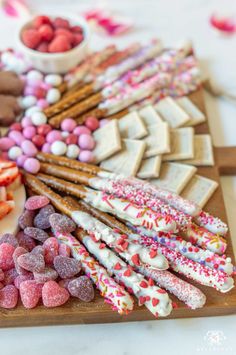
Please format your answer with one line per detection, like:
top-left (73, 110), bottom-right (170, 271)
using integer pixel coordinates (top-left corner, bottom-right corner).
top-left (0, 195), bottom-right (94, 309)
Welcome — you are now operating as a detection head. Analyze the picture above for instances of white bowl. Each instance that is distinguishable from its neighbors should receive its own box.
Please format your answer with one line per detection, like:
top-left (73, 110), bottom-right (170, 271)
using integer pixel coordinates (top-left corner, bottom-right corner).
top-left (16, 14), bottom-right (90, 74)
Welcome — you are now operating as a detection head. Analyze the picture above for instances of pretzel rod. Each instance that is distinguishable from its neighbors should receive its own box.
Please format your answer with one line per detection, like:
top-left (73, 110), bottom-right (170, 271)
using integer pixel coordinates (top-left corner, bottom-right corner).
top-left (57, 231), bottom-right (134, 314)
top-left (75, 107), bottom-right (107, 125)
top-left (140, 235), bottom-right (234, 293)
top-left (78, 231), bottom-right (172, 318)
top-left (194, 211), bottom-right (228, 236)
top-left (62, 82), bottom-right (84, 98)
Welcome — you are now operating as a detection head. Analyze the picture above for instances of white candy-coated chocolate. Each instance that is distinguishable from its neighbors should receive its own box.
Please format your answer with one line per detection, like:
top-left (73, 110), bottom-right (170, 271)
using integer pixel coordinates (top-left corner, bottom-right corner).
top-left (46, 88), bottom-right (61, 104)
top-left (44, 74), bottom-right (62, 87)
top-left (31, 111), bottom-right (47, 126)
top-left (21, 95), bottom-right (37, 109)
top-left (66, 144), bottom-right (80, 159)
top-left (8, 146), bottom-right (23, 160)
top-left (51, 141), bottom-right (67, 156)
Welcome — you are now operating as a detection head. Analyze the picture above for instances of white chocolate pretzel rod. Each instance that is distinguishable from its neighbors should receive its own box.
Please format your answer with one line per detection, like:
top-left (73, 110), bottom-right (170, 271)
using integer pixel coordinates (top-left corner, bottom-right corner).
top-left (70, 210), bottom-right (169, 271)
top-left (140, 235), bottom-right (234, 293)
top-left (79, 231), bottom-right (173, 318)
top-left (56, 231), bottom-right (134, 314)
top-left (194, 211), bottom-right (228, 236)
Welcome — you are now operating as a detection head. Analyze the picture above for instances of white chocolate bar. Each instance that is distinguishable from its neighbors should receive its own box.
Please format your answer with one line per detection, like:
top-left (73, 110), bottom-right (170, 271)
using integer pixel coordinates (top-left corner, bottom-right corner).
top-left (181, 174), bottom-right (218, 207)
top-left (176, 96), bottom-right (206, 126)
top-left (184, 134), bottom-right (214, 166)
top-left (93, 120), bottom-right (121, 163)
top-left (155, 96), bottom-right (190, 128)
top-left (100, 139), bottom-right (146, 176)
top-left (139, 105), bottom-right (163, 126)
top-left (162, 127), bottom-right (194, 161)
top-left (137, 155), bottom-right (162, 179)
top-left (118, 111), bottom-right (147, 139)
top-left (150, 162), bottom-right (197, 194)
top-left (143, 122), bottom-right (170, 158)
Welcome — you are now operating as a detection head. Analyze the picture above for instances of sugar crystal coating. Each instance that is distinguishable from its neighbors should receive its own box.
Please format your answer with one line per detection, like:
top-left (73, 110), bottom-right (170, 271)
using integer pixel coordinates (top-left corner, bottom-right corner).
top-left (13, 246), bottom-right (28, 275)
top-left (24, 227), bottom-right (49, 243)
top-left (18, 210), bottom-right (35, 229)
top-left (25, 195), bottom-right (50, 210)
top-left (17, 251), bottom-right (45, 273)
top-left (20, 280), bottom-right (42, 309)
top-left (53, 255), bottom-right (81, 279)
top-left (0, 285), bottom-right (18, 309)
top-left (68, 276), bottom-right (94, 302)
top-left (42, 281), bottom-right (70, 307)
top-left (59, 243), bottom-right (71, 257)
top-left (34, 267), bottom-right (58, 283)
top-left (14, 273), bottom-right (34, 289)
top-left (0, 234), bottom-right (18, 248)
top-left (43, 237), bottom-right (59, 265)
top-left (34, 204), bottom-right (55, 229)
top-left (49, 213), bottom-right (76, 234)
top-left (3, 268), bottom-right (18, 285)
top-left (16, 231), bottom-right (36, 251)
top-left (0, 243), bottom-right (15, 271)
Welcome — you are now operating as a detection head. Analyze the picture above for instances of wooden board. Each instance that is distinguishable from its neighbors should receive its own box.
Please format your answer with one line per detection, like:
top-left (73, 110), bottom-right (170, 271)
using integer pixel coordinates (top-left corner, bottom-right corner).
top-left (1, 89), bottom-right (236, 328)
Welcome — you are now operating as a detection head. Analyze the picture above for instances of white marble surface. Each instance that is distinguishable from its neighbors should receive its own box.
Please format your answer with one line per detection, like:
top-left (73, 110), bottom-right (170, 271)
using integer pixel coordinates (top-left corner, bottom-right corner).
top-left (0, 0), bottom-right (236, 354)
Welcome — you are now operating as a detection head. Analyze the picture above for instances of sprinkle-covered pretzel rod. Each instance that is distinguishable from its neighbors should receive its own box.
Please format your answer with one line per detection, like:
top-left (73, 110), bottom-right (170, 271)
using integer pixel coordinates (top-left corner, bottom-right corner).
top-left (140, 235), bottom-right (234, 293)
top-left (194, 211), bottom-right (228, 236)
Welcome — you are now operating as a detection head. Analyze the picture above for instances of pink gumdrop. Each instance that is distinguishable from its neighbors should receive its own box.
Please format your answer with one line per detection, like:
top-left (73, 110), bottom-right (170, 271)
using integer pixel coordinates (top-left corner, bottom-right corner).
top-left (85, 116), bottom-right (99, 131)
top-left (61, 118), bottom-right (77, 132)
top-left (78, 134), bottom-right (95, 150)
top-left (8, 130), bottom-right (25, 146)
top-left (73, 125), bottom-right (91, 136)
top-left (46, 130), bottom-right (62, 144)
top-left (37, 99), bottom-right (49, 109)
top-left (33, 87), bottom-right (46, 99)
top-left (21, 140), bottom-right (38, 157)
top-left (23, 126), bottom-right (36, 139)
top-left (1, 152), bottom-right (8, 160)
top-left (79, 150), bottom-right (94, 163)
top-left (10, 122), bottom-right (22, 131)
top-left (23, 158), bottom-right (40, 174)
top-left (0, 137), bottom-right (15, 151)
top-left (16, 154), bottom-right (27, 168)
top-left (65, 134), bottom-right (77, 145)
top-left (41, 142), bottom-right (51, 153)
top-left (21, 116), bottom-right (33, 128)
top-left (99, 119), bottom-right (109, 127)
top-left (37, 124), bottom-right (52, 136)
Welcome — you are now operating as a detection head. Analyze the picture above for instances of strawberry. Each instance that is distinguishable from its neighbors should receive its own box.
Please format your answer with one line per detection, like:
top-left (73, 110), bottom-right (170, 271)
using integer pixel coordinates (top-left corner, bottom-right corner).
top-left (54, 28), bottom-right (74, 44)
top-left (38, 24), bottom-right (54, 41)
top-left (33, 15), bottom-right (51, 29)
top-left (6, 173), bottom-right (22, 192)
top-left (72, 33), bottom-right (83, 46)
top-left (0, 167), bottom-right (19, 187)
top-left (0, 201), bottom-right (11, 220)
top-left (22, 29), bottom-right (41, 49)
top-left (53, 17), bottom-right (70, 29)
top-left (71, 25), bottom-right (83, 33)
top-left (48, 35), bottom-right (71, 53)
top-left (36, 41), bottom-right (48, 53)
top-left (0, 160), bottom-right (16, 170)
top-left (0, 187), bottom-right (6, 202)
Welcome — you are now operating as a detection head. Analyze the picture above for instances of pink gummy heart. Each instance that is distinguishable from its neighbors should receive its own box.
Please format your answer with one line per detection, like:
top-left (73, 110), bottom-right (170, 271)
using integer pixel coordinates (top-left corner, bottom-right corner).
top-left (0, 285), bottom-right (18, 309)
top-left (53, 255), bottom-right (81, 279)
top-left (20, 280), bottom-right (42, 309)
top-left (43, 237), bottom-right (59, 265)
top-left (13, 246), bottom-right (28, 275)
top-left (34, 267), bottom-right (58, 283)
top-left (3, 268), bottom-right (18, 285)
top-left (42, 281), bottom-right (70, 307)
top-left (17, 250), bottom-right (45, 273)
top-left (14, 273), bottom-right (34, 289)
top-left (0, 243), bottom-right (15, 271)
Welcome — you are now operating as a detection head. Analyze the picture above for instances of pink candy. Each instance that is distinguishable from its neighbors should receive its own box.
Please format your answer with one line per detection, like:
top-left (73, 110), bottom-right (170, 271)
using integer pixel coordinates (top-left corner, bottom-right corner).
top-left (21, 140), bottom-right (38, 157)
top-left (73, 125), bottom-right (91, 136)
top-left (23, 126), bottom-right (36, 139)
top-left (20, 280), bottom-right (42, 309)
top-left (46, 130), bottom-right (63, 143)
top-left (23, 158), bottom-right (40, 174)
top-left (42, 281), bottom-right (70, 308)
top-left (61, 118), bottom-right (77, 132)
top-left (8, 130), bottom-right (25, 146)
top-left (53, 255), bottom-right (81, 279)
top-left (0, 137), bottom-right (15, 151)
top-left (85, 116), bottom-right (99, 131)
top-left (25, 195), bottom-right (50, 210)
top-left (0, 243), bottom-right (15, 271)
top-left (78, 134), bottom-right (95, 150)
top-left (16, 154), bottom-right (28, 168)
top-left (0, 285), bottom-right (18, 309)
top-left (21, 116), bottom-right (33, 128)
top-left (43, 237), bottom-right (59, 265)
top-left (79, 150), bottom-right (94, 163)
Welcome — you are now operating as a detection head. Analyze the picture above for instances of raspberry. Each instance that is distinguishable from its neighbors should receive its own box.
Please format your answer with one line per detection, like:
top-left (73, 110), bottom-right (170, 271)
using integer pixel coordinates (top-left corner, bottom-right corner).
top-left (68, 276), bottom-right (94, 302)
top-left (16, 231), bottom-right (36, 251)
top-left (18, 210), bottom-right (35, 229)
top-left (48, 35), bottom-right (71, 53)
top-left (72, 33), bottom-right (83, 46)
top-left (24, 227), bottom-right (49, 243)
top-left (42, 281), bottom-right (70, 307)
top-left (33, 15), bottom-right (51, 29)
top-left (54, 28), bottom-right (74, 44)
top-left (43, 237), bottom-right (59, 265)
top-left (0, 243), bottom-right (15, 271)
top-left (25, 195), bottom-right (50, 210)
top-left (34, 205), bottom-right (55, 230)
top-left (0, 285), bottom-right (18, 308)
top-left (53, 255), bottom-right (81, 279)
top-left (14, 273), bottom-right (34, 289)
top-left (3, 268), bottom-right (18, 285)
top-left (17, 250), bottom-right (45, 273)
top-left (22, 29), bottom-right (41, 49)
top-left (0, 233), bottom-right (18, 248)
top-left (53, 17), bottom-right (70, 29)
top-left (59, 244), bottom-right (70, 257)
top-left (34, 267), bottom-right (58, 283)
top-left (36, 42), bottom-right (48, 53)
top-left (13, 246), bottom-right (28, 275)
top-left (20, 280), bottom-right (42, 309)
top-left (49, 213), bottom-right (76, 234)
top-left (38, 24), bottom-right (54, 41)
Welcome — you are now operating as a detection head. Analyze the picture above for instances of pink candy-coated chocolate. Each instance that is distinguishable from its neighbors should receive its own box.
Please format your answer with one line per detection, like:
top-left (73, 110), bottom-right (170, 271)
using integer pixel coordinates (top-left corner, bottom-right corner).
top-left (0, 137), bottom-right (15, 151)
top-left (33, 86), bottom-right (46, 99)
top-left (61, 118), bottom-right (77, 132)
top-left (65, 134), bottom-right (77, 145)
top-left (23, 126), bottom-right (37, 139)
top-left (24, 86), bottom-right (35, 96)
top-left (16, 154), bottom-right (28, 168)
top-left (78, 134), bottom-right (95, 150)
top-left (46, 130), bottom-right (63, 144)
top-left (37, 98), bottom-right (49, 109)
top-left (8, 131), bottom-right (25, 146)
top-left (21, 140), bottom-right (38, 157)
top-left (32, 135), bottom-right (45, 148)
top-left (23, 158), bottom-right (40, 174)
top-left (21, 116), bottom-right (33, 128)
top-left (85, 116), bottom-right (99, 131)
top-left (73, 125), bottom-right (91, 136)
top-left (37, 124), bottom-right (52, 136)
top-left (41, 142), bottom-right (51, 153)
top-left (10, 123), bottom-right (22, 131)
top-left (79, 150), bottom-right (94, 163)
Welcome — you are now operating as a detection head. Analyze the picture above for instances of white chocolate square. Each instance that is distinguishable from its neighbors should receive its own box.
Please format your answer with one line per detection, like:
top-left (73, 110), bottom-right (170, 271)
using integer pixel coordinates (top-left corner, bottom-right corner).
top-left (137, 155), bottom-right (162, 179)
top-left (162, 127), bottom-right (194, 161)
top-left (143, 122), bottom-right (170, 158)
top-left (139, 105), bottom-right (163, 126)
top-left (181, 174), bottom-right (218, 208)
top-left (184, 134), bottom-right (214, 166)
top-left (150, 162), bottom-right (196, 194)
top-left (155, 96), bottom-right (190, 128)
top-left (176, 96), bottom-right (206, 126)
top-left (118, 111), bottom-right (147, 139)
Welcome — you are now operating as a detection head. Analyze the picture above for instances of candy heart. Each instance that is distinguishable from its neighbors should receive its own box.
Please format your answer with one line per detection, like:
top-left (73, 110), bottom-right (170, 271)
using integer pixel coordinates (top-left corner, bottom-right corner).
top-left (0, 285), bottom-right (18, 309)
top-left (53, 255), bottom-right (81, 279)
top-left (17, 250), bottom-right (45, 273)
top-left (34, 267), bottom-right (58, 283)
top-left (20, 280), bottom-right (42, 309)
top-left (34, 204), bottom-right (55, 229)
top-left (24, 227), bottom-right (49, 243)
top-left (13, 246), bottom-right (28, 275)
top-left (68, 276), bottom-right (94, 302)
top-left (49, 213), bottom-right (76, 234)
top-left (42, 281), bottom-right (70, 307)
top-left (0, 243), bottom-right (15, 271)
top-left (43, 237), bottom-right (59, 265)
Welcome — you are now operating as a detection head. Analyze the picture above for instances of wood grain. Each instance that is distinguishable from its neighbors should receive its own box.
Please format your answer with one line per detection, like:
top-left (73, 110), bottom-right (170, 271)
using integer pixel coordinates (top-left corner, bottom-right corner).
top-left (0, 88), bottom-right (236, 328)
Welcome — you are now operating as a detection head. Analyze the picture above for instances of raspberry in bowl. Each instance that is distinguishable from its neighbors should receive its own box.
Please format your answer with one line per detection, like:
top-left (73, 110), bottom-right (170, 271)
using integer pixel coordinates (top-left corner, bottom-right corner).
top-left (17, 14), bottom-right (89, 74)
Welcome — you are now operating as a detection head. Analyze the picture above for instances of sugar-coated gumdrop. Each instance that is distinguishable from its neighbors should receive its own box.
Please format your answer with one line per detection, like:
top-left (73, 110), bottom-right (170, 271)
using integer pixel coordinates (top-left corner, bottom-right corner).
top-left (20, 280), bottom-right (42, 309)
top-left (34, 267), bottom-right (58, 283)
top-left (18, 210), bottom-right (35, 229)
top-left (59, 244), bottom-right (71, 257)
top-left (0, 234), bottom-right (18, 248)
top-left (0, 269), bottom-right (4, 281)
top-left (53, 255), bottom-right (81, 279)
top-left (17, 251), bottom-right (45, 273)
top-left (43, 237), bottom-right (59, 265)
top-left (0, 243), bottom-right (15, 271)
top-left (14, 273), bottom-right (34, 289)
top-left (3, 268), bottom-right (18, 286)
top-left (0, 285), bottom-right (18, 308)
top-left (13, 246), bottom-right (28, 275)
top-left (25, 195), bottom-right (50, 210)
top-left (49, 213), bottom-right (76, 234)
top-left (68, 276), bottom-right (94, 302)
top-left (16, 231), bottom-right (36, 251)
top-left (24, 227), bottom-right (49, 243)
top-left (42, 281), bottom-right (70, 307)
top-left (34, 204), bottom-right (55, 229)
